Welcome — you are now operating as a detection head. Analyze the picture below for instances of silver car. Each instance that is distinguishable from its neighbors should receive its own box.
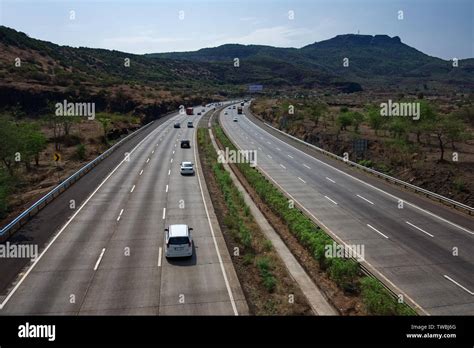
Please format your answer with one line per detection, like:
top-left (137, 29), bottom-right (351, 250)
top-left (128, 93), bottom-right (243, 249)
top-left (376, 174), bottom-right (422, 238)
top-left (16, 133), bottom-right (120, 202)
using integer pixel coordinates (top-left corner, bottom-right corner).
top-left (180, 161), bottom-right (195, 175)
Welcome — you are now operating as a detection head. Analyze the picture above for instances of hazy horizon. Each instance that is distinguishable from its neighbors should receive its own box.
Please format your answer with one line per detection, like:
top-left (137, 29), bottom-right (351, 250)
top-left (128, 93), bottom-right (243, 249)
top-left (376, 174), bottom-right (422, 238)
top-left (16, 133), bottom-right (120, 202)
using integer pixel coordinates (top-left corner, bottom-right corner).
top-left (0, 0), bottom-right (472, 59)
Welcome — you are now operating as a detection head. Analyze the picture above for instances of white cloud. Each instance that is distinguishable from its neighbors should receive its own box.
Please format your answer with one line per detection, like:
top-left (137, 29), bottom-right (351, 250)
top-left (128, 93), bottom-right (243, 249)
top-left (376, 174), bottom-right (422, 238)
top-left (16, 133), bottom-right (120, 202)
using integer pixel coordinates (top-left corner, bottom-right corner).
top-left (211, 26), bottom-right (313, 48)
top-left (101, 35), bottom-right (192, 53)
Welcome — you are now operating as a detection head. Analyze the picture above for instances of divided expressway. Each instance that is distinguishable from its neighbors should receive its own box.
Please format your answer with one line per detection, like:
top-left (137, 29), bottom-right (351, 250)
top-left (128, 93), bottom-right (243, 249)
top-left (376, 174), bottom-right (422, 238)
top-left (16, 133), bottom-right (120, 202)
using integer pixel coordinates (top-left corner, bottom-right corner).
top-left (0, 105), bottom-right (246, 315)
top-left (220, 104), bottom-right (474, 315)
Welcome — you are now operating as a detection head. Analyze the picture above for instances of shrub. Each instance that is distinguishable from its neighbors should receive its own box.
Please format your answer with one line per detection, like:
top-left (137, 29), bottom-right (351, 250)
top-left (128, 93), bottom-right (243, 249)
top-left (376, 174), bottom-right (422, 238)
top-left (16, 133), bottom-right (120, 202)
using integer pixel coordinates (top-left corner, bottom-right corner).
top-left (361, 277), bottom-right (415, 315)
top-left (76, 144), bottom-right (86, 160)
top-left (257, 257), bottom-right (277, 292)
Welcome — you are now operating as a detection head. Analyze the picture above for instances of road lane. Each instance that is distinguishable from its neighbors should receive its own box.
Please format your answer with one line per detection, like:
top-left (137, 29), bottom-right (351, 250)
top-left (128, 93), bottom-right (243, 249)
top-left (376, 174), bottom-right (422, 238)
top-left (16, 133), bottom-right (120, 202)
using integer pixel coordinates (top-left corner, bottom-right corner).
top-left (1, 105), bottom-right (245, 315)
top-left (220, 105), bottom-right (474, 315)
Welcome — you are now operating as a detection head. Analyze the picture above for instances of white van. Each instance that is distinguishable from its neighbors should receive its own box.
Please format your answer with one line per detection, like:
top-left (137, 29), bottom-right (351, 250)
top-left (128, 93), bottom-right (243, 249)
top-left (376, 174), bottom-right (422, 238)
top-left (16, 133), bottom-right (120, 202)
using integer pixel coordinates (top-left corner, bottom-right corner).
top-left (165, 224), bottom-right (193, 258)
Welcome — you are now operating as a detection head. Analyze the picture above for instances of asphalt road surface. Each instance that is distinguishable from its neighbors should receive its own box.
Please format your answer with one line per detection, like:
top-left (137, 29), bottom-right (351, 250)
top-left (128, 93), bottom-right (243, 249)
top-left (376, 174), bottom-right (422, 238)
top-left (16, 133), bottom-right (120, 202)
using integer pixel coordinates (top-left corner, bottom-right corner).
top-left (220, 104), bottom-right (474, 315)
top-left (0, 105), bottom-right (246, 315)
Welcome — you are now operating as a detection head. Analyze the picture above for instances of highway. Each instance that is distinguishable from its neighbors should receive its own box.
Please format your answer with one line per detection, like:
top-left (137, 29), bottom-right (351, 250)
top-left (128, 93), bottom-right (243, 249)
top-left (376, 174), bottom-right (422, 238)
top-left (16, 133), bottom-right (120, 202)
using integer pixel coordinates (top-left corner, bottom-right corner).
top-left (220, 104), bottom-right (474, 315)
top-left (0, 105), bottom-right (247, 315)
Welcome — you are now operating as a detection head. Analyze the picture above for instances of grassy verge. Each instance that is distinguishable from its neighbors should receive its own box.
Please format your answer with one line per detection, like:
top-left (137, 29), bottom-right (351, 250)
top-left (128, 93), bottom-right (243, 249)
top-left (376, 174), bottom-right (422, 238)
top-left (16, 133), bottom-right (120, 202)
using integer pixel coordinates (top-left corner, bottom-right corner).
top-left (197, 128), bottom-right (312, 315)
top-left (214, 124), bottom-right (416, 316)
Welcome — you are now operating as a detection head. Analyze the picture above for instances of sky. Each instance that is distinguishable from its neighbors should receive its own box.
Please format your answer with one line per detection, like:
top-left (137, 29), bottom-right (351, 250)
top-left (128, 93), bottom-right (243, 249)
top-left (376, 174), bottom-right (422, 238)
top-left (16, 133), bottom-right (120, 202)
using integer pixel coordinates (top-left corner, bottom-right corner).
top-left (0, 0), bottom-right (472, 59)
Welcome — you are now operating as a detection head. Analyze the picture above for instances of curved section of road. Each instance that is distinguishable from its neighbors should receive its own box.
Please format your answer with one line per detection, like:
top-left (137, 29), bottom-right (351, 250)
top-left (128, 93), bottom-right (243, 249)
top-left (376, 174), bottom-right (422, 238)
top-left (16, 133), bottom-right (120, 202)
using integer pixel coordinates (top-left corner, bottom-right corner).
top-left (220, 104), bottom-right (474, 315)
top-left (0, 105), bottom-right (246, 315)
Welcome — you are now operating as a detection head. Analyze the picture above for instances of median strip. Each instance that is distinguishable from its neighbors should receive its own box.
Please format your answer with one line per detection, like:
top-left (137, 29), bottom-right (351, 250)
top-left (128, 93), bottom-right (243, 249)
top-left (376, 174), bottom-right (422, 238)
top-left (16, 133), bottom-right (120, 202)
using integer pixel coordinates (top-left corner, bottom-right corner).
top-left (198, 127), bottom-right (312, 315)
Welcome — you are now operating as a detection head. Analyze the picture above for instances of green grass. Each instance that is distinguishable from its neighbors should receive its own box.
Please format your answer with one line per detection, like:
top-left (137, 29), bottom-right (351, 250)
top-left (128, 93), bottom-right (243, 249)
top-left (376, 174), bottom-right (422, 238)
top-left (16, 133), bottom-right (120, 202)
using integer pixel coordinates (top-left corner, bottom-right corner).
top-left (198, 128), bottom-right (279, 293)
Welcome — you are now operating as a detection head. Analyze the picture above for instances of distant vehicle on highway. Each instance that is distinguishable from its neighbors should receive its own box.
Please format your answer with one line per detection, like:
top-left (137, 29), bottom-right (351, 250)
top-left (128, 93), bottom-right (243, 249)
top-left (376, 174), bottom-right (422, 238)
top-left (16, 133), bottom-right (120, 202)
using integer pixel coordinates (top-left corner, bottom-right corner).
top-left (232, 105), bottom-right (236, 109)
top-left (224, 111), bottom-right (228, 115)
top-left (180, 161), bottom-right (195, 175)
top-left (174, 122), bottom-right (180, 128)
top-left (237, 106), bottom-right (243, 114)
top-left (186, 107), bottom-right (194, 115)
top-left (240, 102), bottom-right (244, 106)
top-left (187, 121), bottom-right (193, 128)
top-left (180, 140), bottom-right (191, 148)
top-left (233, 117), bottom-right (238, 122)
top-left (201, 108), bottom-right (205, 113)
top-left (197, 112), bottom-right (201, 115)
top-left (165, 224), bottom-right (193, 258)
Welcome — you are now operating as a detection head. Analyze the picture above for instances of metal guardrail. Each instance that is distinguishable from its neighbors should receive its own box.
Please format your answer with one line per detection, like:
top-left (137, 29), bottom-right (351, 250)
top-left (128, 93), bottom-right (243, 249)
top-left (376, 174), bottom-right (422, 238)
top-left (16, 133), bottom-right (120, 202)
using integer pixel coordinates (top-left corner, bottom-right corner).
top-left (0, 113), bottom-right (174, 241)
top-left (264, 123), bottom-right (474, 215)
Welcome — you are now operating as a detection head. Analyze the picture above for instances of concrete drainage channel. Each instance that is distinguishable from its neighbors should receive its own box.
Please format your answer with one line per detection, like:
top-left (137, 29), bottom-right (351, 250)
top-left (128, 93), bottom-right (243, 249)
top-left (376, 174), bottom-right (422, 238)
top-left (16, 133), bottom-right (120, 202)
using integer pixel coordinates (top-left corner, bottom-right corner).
top-left (201, 108), bottom-right (337, 315)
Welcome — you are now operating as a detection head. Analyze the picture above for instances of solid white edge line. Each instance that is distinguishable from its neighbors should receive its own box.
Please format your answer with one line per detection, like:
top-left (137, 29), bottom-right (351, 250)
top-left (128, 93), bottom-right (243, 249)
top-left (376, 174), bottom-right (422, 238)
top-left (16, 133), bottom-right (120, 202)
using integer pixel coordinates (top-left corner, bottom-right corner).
top-left (248, 118), bottom-right (473, 235)
top-left (406, 221), bottom-right (434, 238)
top-left (357, 194), bottom-right (374, 205)
top-left (0, 114), bottom-right (173, 310)
top-left (197, 120), bottom-right (238, 316)
top-left (367, 224), bottom-right (389, 239)
top-left (221, 117), bottom-right (430, 314)
top-left (324, 196), bottom-right (338, 205)
top-left (443, 275), bottom-right (474, 295)
top-left (93, 248), bottom-right (106, 271)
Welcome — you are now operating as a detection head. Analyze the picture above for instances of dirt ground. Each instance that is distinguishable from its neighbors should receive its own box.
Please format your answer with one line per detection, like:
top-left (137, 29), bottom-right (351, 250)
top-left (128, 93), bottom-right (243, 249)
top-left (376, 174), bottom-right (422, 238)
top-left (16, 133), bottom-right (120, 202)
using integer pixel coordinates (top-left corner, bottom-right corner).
top-left (252, 97), bottom-right (474, 206)
top-left (1, 118), bottom-right (139, 229)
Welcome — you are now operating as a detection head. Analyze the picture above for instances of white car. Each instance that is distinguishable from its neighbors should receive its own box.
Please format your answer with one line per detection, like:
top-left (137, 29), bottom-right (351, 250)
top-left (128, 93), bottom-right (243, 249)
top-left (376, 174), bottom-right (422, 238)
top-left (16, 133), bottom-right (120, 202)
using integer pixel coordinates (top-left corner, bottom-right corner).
top-left (165, 224), bottom-right (193, 258)
top-left (233, 117), bottom-right (238, 122)
top-left (180, 161), bottom-right (195, 175)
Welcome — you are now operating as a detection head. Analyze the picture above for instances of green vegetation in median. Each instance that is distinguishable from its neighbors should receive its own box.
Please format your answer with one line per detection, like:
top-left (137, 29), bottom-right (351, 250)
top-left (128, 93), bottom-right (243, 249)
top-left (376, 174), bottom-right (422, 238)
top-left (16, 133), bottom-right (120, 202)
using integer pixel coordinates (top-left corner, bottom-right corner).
top-left (198, 128), bottom-right (273, 271)
top-left (214, 124), bottom-right (416, 315)
top-left (198, 128), bottom-right (311, 315)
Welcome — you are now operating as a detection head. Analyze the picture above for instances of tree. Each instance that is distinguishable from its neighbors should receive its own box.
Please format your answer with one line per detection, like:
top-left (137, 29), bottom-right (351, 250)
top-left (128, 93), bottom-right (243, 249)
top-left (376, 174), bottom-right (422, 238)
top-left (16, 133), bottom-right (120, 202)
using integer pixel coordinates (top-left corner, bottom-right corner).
top-left (412, 101), bottom-right (437, 144)
top-left (366, 106), bottom-right (384, 135)
top-left (388, 117), bottom-right (409, 140)
top-left (17, 123), bottom-right (47, 169)
top-left (98, 117), bottom-right (111, 144)
top-left (350, 111), bottom-right (364, 133)
top-left (337, 112), bottom-right (352, 131)
top-left (429, 114), bottom-right (461, 162)
top-left (309, 103), bottom-right (328, 127)
top-left (0, 118), bottom-right (19, 174)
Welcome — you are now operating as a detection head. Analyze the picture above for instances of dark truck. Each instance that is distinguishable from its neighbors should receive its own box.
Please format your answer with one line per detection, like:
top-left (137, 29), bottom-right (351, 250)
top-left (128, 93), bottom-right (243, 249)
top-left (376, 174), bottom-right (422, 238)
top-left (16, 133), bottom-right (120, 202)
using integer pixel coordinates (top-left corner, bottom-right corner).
top-left (237, 106), bottom-right (243, 114)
